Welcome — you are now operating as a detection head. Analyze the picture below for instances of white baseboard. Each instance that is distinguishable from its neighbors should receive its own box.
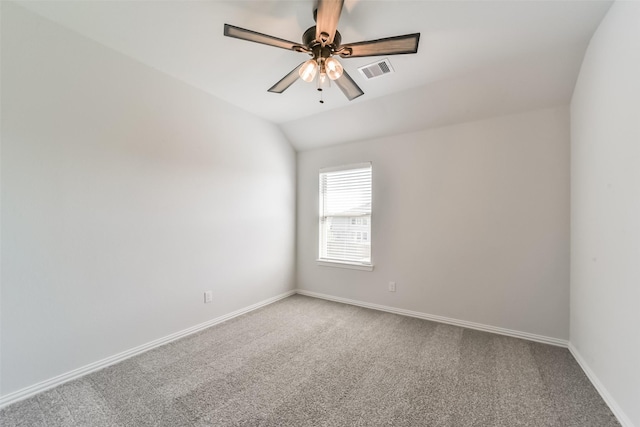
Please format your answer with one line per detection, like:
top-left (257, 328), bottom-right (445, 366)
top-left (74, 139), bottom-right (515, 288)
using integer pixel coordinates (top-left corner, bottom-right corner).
top-left (11, 288), bottom-right (631, 427)
top-left (297, 290), bottom-right (634, 426)
top-left (296, 289), bottom-right (569, 347)
top-left (0, 290), bottom-right (296, 409)
top-left (568, 343), bottom-right (635, 427)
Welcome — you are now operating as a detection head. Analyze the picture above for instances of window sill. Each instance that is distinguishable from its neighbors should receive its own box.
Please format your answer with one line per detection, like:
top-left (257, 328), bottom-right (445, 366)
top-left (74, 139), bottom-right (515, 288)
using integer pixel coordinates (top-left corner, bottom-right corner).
top-left (316, 260), bottom-right (374, 271)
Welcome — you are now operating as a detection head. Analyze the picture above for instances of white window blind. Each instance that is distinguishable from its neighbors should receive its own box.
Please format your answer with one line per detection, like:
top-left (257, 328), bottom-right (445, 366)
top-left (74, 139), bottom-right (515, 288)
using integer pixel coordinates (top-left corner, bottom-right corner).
top-left (319, 163), bottom-right (372, 266)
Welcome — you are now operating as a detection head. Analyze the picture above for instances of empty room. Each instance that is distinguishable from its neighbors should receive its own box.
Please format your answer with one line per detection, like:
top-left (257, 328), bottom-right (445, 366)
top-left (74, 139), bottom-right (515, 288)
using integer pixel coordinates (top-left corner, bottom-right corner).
top-left (1, 0), bottom-right (638, 426)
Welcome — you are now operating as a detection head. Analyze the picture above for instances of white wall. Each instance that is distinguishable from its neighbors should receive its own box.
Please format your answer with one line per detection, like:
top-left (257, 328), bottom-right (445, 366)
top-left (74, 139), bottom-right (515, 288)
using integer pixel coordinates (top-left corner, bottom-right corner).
top-left (570, 1), bottom-right (640, 425)
top-left (0, 3), bottom-right (295, 396)
top-left (297, 106), bottom-right (570, 341)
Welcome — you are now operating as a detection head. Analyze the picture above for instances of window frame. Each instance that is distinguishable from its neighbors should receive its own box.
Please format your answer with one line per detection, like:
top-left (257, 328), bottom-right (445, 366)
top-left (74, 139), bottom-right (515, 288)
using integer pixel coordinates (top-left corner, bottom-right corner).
top-left (317, 162), bottom-right (374, 271)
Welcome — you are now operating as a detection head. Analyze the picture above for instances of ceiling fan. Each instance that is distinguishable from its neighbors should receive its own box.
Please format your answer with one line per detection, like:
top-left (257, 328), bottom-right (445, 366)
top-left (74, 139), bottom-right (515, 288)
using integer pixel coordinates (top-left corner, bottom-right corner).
top-left (223, 0), bottom-right (420, 102)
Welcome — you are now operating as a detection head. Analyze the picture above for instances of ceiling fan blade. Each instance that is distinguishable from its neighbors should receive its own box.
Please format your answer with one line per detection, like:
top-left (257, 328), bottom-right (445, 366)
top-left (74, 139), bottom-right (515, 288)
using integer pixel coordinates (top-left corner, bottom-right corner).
top-left (224, 24), bottom-right (301, 51)
top-left (268, 63), bottom-right (304, 94)
top-left (338, 33), bottom-right (420, 58)
top-left (334, 69), bottom-right (364, 101)
top-left (315, 0), bottom-right (344, 44)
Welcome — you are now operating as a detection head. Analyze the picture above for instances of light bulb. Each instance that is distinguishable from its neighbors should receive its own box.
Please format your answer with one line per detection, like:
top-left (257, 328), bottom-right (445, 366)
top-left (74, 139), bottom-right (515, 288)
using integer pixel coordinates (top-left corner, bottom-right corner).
top-left (317, 73), bottom-right (331, 91)
top-left (324, 57), bottom-right (343, 80)
top-left (299, 59), bottom-right (318, 83)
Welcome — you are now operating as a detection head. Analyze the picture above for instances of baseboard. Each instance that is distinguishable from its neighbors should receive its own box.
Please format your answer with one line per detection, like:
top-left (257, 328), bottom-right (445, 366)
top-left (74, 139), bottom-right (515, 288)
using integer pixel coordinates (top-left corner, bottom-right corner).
top-left (296, 289), bottom-right (568, 347)
top-left (293, 290), bottom-right (633, 426)
top-left (568, 343), bottom-right (635, 427)
top-left (0, 290), bottom-right (296, 409)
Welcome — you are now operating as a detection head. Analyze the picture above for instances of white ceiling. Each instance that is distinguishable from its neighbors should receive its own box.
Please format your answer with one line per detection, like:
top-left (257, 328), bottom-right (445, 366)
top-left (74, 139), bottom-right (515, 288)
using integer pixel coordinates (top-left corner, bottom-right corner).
top-left (17, 0), bottom-right (612, 150)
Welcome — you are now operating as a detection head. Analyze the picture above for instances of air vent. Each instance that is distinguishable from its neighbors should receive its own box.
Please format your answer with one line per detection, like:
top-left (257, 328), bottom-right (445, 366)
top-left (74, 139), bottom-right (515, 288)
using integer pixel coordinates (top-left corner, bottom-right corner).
top-left (357, 58), bottom-right (395, 80)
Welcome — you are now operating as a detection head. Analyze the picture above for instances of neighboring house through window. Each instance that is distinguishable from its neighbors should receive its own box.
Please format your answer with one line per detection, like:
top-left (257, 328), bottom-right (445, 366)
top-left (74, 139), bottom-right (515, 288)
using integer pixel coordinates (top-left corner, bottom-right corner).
top-left (318, 162), bottom-right (373, 270)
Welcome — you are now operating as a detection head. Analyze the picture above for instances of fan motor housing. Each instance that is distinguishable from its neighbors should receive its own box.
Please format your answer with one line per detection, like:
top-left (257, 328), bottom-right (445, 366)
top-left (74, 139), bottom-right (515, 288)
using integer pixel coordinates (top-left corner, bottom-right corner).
top-left (303, 26), bottom-right (342, 48)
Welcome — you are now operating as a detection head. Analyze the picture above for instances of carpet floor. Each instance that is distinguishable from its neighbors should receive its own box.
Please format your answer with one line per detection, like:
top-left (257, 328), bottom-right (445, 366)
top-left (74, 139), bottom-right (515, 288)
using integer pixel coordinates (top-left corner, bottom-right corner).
top-left (0, 294), bottom-right (620, 426)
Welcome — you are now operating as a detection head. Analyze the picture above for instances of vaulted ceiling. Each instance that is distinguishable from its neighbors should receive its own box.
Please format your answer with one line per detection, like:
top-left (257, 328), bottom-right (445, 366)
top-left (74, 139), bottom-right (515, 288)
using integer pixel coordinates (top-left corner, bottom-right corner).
top-left (17, 0), bottom-right (612, 150)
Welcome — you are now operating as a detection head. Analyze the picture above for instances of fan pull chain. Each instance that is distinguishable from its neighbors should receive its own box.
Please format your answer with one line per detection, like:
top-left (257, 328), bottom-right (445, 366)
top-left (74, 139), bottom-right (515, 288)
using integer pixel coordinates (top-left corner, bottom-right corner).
top-left (317, 71), bottom-right (325, 104)
top-left (316, 70), bottom-right (329, 103)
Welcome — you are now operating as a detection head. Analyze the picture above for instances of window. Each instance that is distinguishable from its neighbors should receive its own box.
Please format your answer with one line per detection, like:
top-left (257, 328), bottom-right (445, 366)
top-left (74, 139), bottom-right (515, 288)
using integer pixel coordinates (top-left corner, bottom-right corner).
top-left (318, 162), bottom-right (372, 270)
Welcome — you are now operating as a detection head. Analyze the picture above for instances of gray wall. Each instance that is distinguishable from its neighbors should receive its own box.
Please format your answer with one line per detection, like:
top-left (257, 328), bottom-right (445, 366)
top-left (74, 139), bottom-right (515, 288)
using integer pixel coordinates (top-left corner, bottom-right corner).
top-left (1, 3), bottom-right (296, 396)
top-left (570, 1), bottom-right (640, 425)
top-left (297, 106), bottom-right (570, 341)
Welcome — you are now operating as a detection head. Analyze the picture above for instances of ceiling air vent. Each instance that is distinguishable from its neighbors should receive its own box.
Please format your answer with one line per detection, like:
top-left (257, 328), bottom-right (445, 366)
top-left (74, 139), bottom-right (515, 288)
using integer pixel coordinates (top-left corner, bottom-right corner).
top-left (357, 58), bottom-right (395, 80)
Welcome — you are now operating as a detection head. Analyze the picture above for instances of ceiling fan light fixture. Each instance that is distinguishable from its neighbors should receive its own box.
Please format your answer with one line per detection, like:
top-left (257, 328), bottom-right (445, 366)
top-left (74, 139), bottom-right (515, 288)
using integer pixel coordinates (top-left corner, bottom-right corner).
top-left (299, 59), bottom-right (318, 82)
top-left (324, 57), bottom-right (343, 80)
top-left (224, 0), bottom-right (421, 102)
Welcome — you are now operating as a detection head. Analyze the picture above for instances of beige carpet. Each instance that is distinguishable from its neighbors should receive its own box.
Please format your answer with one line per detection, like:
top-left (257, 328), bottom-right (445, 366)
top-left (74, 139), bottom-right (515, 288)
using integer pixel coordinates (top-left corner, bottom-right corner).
top-left (0, 294), bottom-right (620, 426)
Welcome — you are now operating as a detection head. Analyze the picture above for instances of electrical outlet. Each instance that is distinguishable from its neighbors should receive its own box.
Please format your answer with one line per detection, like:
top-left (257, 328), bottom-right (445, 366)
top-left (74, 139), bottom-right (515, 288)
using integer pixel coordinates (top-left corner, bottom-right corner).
top-left (204, 291), bottom-right (213, 303)
top-left (388, 282), bottom-right (396, 292)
